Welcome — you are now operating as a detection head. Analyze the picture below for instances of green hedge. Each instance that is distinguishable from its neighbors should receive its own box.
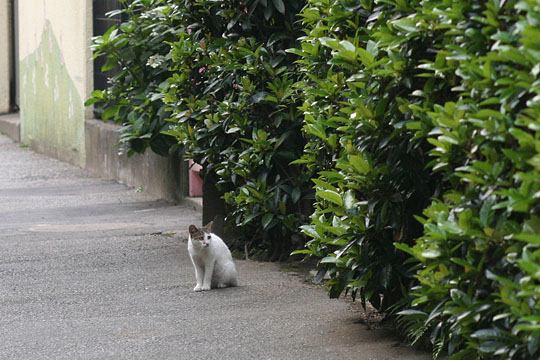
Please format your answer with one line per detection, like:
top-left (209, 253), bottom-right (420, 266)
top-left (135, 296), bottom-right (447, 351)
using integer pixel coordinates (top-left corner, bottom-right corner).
top-left (393, 1), bottom-right (540, 358)
top-left (290, 0), bottom-right (442, 311)
top-left (89, 0), bottom-right (540, 357)
top-left (90, 0), bottom-right (309, 259)
top-left (161, 0), bottom-right (309, 259)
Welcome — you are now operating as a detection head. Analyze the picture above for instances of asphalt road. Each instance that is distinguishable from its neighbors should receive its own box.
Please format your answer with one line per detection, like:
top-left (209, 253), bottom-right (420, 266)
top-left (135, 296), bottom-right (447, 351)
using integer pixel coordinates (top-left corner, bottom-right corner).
top-left (0, 134), bottom-right (428, 360)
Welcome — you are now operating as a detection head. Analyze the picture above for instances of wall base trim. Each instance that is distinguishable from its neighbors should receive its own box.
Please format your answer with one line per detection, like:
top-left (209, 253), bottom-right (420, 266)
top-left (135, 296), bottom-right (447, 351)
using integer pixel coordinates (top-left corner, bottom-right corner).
top-left (0, 113), bottom-right (20, 142)
top-left (85, 119), bottom-right (186, 203)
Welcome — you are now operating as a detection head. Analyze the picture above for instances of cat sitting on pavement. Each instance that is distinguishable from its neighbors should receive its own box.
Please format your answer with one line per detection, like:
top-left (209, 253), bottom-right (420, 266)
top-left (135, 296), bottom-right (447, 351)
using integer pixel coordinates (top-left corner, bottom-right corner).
top-left (187, 221), bottom-right (238, 292)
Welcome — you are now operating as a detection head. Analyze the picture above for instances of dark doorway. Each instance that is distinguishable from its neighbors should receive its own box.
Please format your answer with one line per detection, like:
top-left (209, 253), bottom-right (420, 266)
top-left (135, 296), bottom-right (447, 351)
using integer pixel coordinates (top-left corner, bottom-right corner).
top-left (92, 0), bottom-right (123, 91)
top-left (9, 0), bottom-right (19, 111)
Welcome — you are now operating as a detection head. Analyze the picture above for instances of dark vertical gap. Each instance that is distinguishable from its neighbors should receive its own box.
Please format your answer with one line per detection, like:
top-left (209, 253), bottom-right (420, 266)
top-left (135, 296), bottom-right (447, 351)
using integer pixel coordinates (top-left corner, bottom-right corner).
top-left (9, 0), bottom-right (18, 111)
top-left (181, 159), bottom-right (190, 198)
top-left (203, 172), bottom-right (226, 235)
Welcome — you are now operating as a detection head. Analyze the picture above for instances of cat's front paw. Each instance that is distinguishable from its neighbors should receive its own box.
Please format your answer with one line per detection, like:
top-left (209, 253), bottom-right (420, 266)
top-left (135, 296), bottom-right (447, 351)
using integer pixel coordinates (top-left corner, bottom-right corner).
top-left (200, 285), bottom-right (211, 291)
top-left (193, 284), bottom-right (203, 292)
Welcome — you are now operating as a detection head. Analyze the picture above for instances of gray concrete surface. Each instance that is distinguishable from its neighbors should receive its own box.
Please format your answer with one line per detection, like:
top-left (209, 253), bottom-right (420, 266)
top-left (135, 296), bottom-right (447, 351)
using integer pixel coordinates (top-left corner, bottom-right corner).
top-left (0, 134), bottom-right (428, 360)
top-left (85, 119), bottom-right (186, 203)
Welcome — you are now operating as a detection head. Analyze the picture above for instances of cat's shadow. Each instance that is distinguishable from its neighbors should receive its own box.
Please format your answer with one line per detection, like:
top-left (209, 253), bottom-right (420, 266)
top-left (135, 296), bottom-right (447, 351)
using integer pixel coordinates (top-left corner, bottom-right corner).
top-left (189, 285), bottom-right (246, 294)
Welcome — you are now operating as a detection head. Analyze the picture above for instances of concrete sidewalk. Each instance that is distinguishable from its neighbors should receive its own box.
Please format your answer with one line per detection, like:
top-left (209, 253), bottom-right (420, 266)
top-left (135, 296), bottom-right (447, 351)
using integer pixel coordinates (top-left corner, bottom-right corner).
top-left (0, 133), bottom-right (428, 360)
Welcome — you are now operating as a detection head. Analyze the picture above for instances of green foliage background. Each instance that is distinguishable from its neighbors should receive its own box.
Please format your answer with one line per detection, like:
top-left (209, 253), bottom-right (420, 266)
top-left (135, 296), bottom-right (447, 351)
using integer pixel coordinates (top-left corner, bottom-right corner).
top-left (89, 0), bottom-right (540, 358)
top-left (87, 0), bottom-right (183, 155)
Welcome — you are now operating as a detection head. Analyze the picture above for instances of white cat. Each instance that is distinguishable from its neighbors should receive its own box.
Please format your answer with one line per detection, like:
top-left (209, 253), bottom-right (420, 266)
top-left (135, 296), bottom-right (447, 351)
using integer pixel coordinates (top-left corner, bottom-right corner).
top-left (187, 221), bottom-right (238, 292)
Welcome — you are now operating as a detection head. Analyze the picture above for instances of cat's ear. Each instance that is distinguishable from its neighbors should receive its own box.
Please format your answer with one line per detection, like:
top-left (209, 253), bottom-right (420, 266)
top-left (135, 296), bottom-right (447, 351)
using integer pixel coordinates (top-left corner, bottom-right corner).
top-left (203, 221), bottom-right (213, 233)
top-left (188, 225), bottom-right (199, 235)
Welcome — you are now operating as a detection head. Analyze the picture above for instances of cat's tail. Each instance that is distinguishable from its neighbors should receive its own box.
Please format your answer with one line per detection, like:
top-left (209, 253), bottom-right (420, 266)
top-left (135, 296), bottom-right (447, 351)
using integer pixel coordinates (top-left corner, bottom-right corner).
top-left (229, 276), bottom-right (238, 287)
top-left (228, 266), bottom-right (238, 287)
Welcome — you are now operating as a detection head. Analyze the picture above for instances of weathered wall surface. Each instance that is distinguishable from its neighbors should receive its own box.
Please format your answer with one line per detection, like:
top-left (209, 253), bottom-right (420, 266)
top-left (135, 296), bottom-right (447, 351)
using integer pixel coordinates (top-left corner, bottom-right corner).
top-left (0, 0), bottom-right (10, 113)
top-left (19, 0), bottom-right (92, 166)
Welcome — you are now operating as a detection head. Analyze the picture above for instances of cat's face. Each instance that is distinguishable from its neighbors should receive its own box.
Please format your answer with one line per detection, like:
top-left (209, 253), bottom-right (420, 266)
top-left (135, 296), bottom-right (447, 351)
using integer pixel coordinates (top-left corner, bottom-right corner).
top-left (188, 222), bottom-right (213, 248)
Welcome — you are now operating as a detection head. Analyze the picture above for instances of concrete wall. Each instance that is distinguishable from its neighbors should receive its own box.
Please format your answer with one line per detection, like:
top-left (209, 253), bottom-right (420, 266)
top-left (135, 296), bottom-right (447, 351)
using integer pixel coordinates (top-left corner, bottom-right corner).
top-left (18, 0), bottom-right (92, 166)
top-left (0, 113), bottom-right (20, 142)
top-left (1, 2), bottom-right (192, 204)
top-left (0, 0), bottom-right (10, 113)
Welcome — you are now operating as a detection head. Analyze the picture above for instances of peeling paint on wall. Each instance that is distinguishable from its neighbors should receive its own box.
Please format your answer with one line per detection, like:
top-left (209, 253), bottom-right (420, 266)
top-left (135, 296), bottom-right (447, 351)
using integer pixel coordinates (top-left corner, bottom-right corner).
top-left (20, 20), bottom-right (85, 166)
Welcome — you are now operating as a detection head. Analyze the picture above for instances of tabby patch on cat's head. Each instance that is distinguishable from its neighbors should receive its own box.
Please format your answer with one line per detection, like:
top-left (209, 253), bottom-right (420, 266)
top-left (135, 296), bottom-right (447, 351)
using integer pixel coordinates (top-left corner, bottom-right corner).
top-left (188, 221), bottom-right (214, 241)
top-left (188, 225), bottom-right (203, 240)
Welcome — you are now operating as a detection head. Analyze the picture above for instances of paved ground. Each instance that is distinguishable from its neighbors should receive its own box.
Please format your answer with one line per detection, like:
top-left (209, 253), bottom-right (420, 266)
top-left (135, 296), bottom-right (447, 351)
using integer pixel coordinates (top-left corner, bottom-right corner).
top-left (0, 133), bottom-right (428, 360)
